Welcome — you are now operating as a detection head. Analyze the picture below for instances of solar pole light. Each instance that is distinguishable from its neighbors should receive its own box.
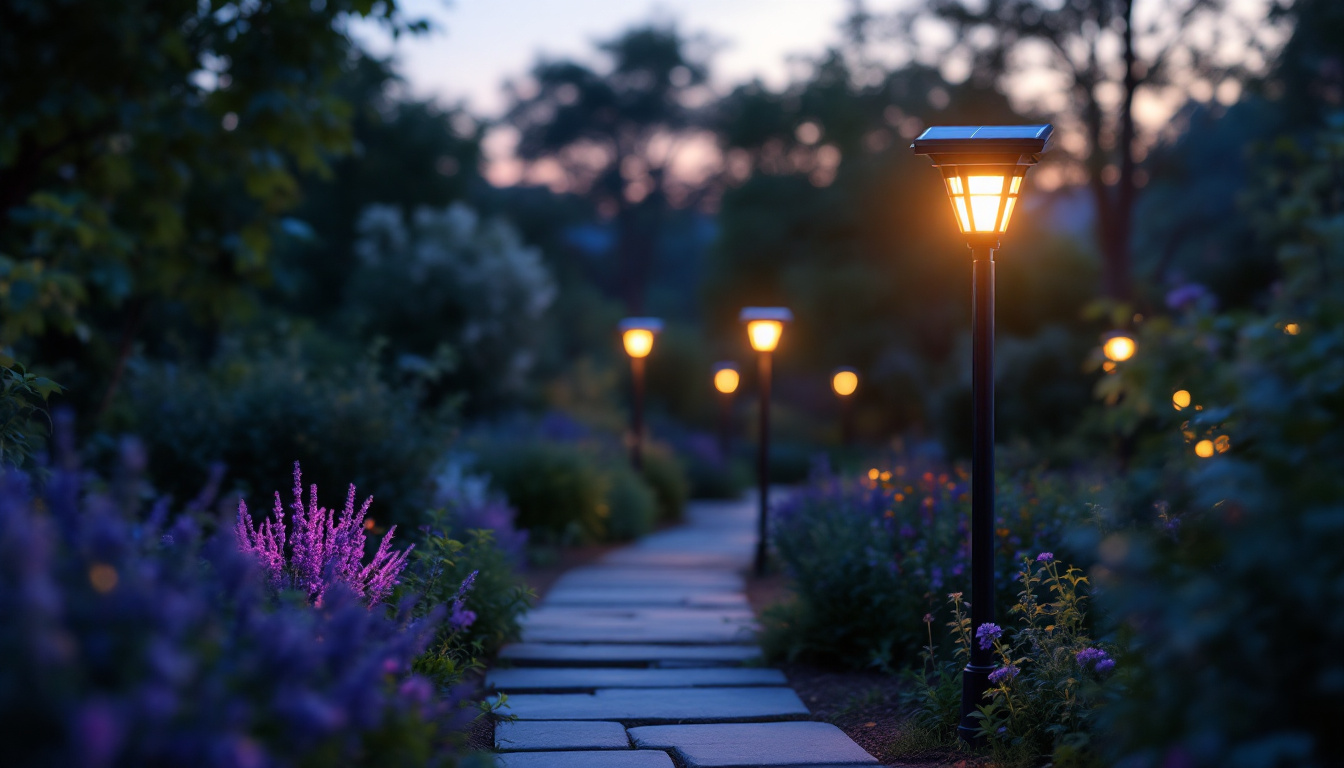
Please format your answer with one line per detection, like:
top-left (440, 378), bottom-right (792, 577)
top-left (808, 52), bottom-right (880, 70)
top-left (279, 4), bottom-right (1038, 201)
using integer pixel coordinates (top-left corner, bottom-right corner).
top-left (713, 361), bottom-right (740, 461)
top-left (913, 124), bottom-right (1052, 746)
top-left (739, 306), bottom-right (792, 576)
top-left (619, 317), bottom-right (663, 471)
top-left (831, 367), bottom-right (859, 446)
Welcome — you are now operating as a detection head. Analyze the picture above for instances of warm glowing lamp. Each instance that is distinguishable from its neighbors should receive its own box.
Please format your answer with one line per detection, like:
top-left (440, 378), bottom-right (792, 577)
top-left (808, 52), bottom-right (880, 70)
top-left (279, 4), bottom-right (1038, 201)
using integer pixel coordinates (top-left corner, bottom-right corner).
top-left (1172, 390), bottom-right (1191, 410)
top-left (739, 306), bottom-right (792, 576)
top-left (713, 364), bottom-right (740, 394)
top-left (618, 317), bottom-right (663, 471)
top-left (913, 125), bottom-right (1051, 244)
top-left (1195, 439), bottom-right (1215, 458)
top-left (913, 124), bottom-right (1051, 747)
top-left (1102, 331), bottom-right (1136, 363)
top-left (832, 368), bottom-right (859, 397)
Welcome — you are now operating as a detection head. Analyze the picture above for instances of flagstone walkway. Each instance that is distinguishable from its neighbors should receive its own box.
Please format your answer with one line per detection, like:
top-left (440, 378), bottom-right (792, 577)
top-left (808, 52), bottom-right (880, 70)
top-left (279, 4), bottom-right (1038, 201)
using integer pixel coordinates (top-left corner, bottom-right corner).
top-left (489, 492), bottom-right (881, 768)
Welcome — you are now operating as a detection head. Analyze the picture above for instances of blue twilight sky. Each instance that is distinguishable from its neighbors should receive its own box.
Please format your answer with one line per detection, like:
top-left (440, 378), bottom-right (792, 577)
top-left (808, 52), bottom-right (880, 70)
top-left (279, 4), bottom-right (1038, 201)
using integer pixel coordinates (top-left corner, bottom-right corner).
top-left (351, 0), bottom-right (857, 117)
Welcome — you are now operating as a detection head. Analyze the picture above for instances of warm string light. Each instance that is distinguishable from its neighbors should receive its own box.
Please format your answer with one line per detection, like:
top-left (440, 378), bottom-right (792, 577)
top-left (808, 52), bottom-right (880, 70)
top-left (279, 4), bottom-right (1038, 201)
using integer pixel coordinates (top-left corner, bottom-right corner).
top-left (714, 368), bottom-right (740, 394)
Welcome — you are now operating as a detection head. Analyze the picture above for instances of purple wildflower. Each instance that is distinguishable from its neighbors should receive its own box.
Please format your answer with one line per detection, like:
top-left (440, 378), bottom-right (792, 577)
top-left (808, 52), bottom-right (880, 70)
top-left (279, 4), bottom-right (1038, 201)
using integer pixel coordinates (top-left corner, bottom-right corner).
top-left (923, 613), bottom-right (934, 623)
top-left (235, 462), bottom-right (413, 606)
top-left (1095, 658), bottom-right (1116, 674)
top-left (1076, 647), bottom-right (1110, 667)
top-left (988, 665), bottom-right (1019, 684)
top-left (449, 570), bottom-right (479, 631)
top-left (976, 622), bottom-right (1003, 650)
top-left (1036, 552), bottom-right (1054, 562)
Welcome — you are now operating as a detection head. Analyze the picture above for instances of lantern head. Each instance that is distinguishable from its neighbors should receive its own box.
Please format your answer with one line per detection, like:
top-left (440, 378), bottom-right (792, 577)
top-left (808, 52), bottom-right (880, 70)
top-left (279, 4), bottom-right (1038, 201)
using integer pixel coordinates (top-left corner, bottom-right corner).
top-left (739, 307), bottom-right (793, 353)
top-left (619, 317), bottom-right (663, 359)
top-left (912, 125), bottom-right (1053, 246)
top-left (713, 361), bottom-right (740, 394)
top-left (831, 367), bottom-right (859, 397)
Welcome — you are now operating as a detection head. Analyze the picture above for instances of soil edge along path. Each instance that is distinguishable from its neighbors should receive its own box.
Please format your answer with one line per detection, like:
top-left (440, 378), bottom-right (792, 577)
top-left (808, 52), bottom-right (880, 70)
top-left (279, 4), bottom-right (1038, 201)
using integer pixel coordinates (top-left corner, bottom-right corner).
top-left (487, 490), bottom-right (882, 767)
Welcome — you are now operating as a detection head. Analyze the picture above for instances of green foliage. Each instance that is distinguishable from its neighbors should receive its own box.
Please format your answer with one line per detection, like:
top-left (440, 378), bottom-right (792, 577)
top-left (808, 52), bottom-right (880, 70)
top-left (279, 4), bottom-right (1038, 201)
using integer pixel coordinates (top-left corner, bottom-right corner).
top-left (473, 441), bottom-right (609, 544)
top-left (605, 464), bottom-right (659, 541)
top-left (123, 344), bottom-right (450, 529)
top-left (403, 517), bottom-right (534, 676)
top-left (0, 356), bottom-right (61, 467)
top-left (641, 443), bottom-right (689, 523)
top-left (472, 438), bottom-right (665, 544)
top-left (1083, 127), bottom-right (1344, 767)
top-left (763, 459), bottom-right (1094, 670)
top-left (1, 0), bottom-right (427, 373)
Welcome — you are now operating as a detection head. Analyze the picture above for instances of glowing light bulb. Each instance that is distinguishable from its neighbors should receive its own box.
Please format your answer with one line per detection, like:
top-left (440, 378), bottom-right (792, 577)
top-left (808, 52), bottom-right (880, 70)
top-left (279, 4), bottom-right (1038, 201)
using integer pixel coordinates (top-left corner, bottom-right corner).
top-left (713, 368), bottom-right (739, 394)
top-left (747, 320), bottom-right (783, 352)
top-left (1195, 440), bottom-right (1215, 458)
top-left (1103, 334), bottom-right (1136, 363)
top-left (622, 329), bottom-right (654, 358)
top-left (1172, 390), bottom-right (1191, 410)
top-left (832, 369), bottom-right (858, 397)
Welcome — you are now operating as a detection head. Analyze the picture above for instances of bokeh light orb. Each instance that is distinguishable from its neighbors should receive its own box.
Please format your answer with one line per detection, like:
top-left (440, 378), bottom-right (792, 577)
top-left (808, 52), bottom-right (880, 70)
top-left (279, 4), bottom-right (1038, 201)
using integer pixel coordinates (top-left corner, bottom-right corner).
top-left (1195, 439), bottom-right (1215, 458)
top-left (714, 367), bottom-right (740, 394)
top-left (1172, 390), bottom-right (1191, 410)
top-left (832, 369), bottom-right (858, 396)
top-left (747, 320), bottom-right (783, 352)
top-left (1103, 333), bottom-right (1136, 363)
top-left (622, 329), bottom-right (655, 358)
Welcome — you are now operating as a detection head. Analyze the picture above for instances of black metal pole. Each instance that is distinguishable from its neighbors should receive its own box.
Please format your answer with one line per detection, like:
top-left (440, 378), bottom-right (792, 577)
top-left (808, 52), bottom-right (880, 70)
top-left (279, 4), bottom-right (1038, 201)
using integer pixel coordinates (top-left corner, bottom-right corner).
top-left (719, 391), bottom-right (733, 462)
top-left (754, 351), bottom-right (772, 576)
top-left (959, 245), bottom-right (996, 743)
top-left (630, 356), bottom-right (645, 472)
top-left (839, 395), bottom-right (854, 447)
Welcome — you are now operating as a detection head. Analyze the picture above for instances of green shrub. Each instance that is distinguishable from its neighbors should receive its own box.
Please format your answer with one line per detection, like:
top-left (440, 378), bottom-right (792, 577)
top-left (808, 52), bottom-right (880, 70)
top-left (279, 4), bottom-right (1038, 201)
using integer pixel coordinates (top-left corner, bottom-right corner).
top-left (906, 556), bottom-right (1117, 768)
top-left (641, 442), bottom-right (689, 522)
top-left (473, 440), bottom-right (608, 543)
top-left (604, 462), bottom-right (658, 541)
top-left (123, 346), bottom-right (451, 529)
top-left (402, 511), bottom-right (534, 666)
top-left (1084, 127), bottom-right (1344, 768)
top-left (764, 459), bottom-right (1093, 670)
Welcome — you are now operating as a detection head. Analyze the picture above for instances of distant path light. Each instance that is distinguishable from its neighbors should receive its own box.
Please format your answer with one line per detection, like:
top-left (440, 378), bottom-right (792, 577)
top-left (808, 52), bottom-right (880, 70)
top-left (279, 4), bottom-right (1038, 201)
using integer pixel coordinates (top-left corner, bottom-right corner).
top-left (1102, 332), bottom-right (1136, 363)
top-left (832, 368), bottom-right (858, 397)
top-left (1195, 440), bottom-right (1215, 458)
top-left (714, 366), bottom-right (740, 394)
top-left (1172, 390), bottom-right (1192, 410)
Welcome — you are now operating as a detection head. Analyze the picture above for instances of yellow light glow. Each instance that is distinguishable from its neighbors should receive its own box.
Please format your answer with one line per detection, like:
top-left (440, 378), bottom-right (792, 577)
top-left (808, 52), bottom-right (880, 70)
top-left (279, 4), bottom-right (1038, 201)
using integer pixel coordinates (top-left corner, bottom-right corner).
top-left (1214, 435), bottom-right (1230, 453)
top-left (969, 195), bottom-right (1001, 232)
top-left (89, 563), bottom-right (119, 594)
top-left (969, 176), bottom-right (1004, 194)
top-left (747, 320), bottom-right (783, 352)
top-left (1284, 323), bottom-right (1300, 335)
top-left (622, 329), bottom-right (654, 358)
top-left (1010, 176), bottom-right (1023, 193)
top-left (952, 198), bottom-right (971, 231)
top-left (868, 468), bottom-right (880, 480)
top-left (947, 177), bottom-right (964, 194)
top-left (999, 197), bottom-right (1017, 231)
top-left (1195, 440), bottom-right (1215, 458)
top-left (713, 368), bottom-right (740, 394)
top-left (1103, 335), bottom-right (1136, 362)
top-left (832, 370), bottom-right (858, 396)
top-left (1172, 390), bottom-right (1192, 410)
top-left (1102, 361), bottom-right (1116, 373)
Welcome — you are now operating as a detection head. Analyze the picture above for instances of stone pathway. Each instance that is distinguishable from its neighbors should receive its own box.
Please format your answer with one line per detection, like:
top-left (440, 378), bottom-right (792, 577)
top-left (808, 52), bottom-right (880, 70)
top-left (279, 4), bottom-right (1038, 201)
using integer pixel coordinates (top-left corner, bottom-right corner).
top-left (489, 493), bottom-right (880, 768)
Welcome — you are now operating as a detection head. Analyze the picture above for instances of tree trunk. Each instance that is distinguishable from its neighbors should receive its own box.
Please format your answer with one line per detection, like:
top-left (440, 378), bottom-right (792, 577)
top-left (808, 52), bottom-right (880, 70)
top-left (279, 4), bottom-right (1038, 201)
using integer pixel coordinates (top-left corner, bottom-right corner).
top-left (1112, 0), bottom-right (1138, 303)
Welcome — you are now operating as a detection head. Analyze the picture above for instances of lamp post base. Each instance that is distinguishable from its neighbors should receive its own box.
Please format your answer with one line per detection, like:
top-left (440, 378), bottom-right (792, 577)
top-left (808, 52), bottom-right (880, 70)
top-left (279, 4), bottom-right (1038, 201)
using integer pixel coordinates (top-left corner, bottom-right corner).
top-left (957, 662), bottom-right (995, 745)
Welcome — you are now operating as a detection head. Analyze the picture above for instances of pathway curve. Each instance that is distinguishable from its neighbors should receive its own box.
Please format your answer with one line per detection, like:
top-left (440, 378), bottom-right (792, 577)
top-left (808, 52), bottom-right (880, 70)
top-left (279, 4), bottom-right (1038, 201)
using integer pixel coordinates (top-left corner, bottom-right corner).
top-left (489, 493), bottom-right (881, 767)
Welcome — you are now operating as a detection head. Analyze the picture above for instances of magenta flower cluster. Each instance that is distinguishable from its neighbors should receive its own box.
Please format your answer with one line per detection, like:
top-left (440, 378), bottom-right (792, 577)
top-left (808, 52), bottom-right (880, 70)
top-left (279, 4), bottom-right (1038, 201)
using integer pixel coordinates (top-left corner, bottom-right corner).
top-left (236, 462), bottom-right (412, 606)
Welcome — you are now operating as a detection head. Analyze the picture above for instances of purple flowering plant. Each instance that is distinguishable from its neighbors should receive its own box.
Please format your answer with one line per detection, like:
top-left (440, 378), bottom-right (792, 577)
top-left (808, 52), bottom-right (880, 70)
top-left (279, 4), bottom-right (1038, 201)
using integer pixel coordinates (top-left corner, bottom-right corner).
top-left (0, 426), bottom-right (467, 768)
top-left (235, 462), bottom-right (412, 606)
top-left (765, 453), bottom-right (1091, 669)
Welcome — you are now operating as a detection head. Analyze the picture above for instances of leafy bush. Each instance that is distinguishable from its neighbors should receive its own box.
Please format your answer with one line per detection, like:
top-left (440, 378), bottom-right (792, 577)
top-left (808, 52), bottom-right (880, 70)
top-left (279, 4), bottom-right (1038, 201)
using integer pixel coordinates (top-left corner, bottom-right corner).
top-left (124, 345), bottom-right (451, 529)
top-left (0, 357), bottom-right (61, 468)
top-left (605, 463), bottom-right (658, 541)
top-left (405, 508), bottom-right (534, 662)
top-left (347, 203), bottom-right (556, 411)
top-left (430, 456), bottom-right (529, 564)
top-left (1083, 127), bottom-right (1344, 768)
top-left (764, 457), bottom-right (1093, 670)
top-left (0, 439), bottom-right (468, 767)
top-left (472, 440), bottom-right (608, 543)
top-left (641, 442), bottom-right (689, 523)
top-left (907, 556), bottom-right (1118, 768)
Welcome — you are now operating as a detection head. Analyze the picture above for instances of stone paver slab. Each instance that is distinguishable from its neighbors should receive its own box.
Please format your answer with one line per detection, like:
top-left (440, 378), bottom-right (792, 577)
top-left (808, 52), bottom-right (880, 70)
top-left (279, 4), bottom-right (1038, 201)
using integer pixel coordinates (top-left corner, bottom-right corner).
top-left (487, 667), bottom-right (787, 691)
top-left (494, 720), bottom-right (629, 751)
top-left (521, 621), bottom-right (757, 644)
top-left (552, 568), bottom-right (743, 590)
top-left (523, 606), bottom-right (756, 624)
top-left (495, 686), bottom-right (809, 722)
top-left (494, 750), bottom-right (674, 768)
top-left (543, 587), bottom-right (748, 608)
top-left (628, 722), bottom-right (879, 766)
top-left (498, 643), bottom-right (761, 666)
